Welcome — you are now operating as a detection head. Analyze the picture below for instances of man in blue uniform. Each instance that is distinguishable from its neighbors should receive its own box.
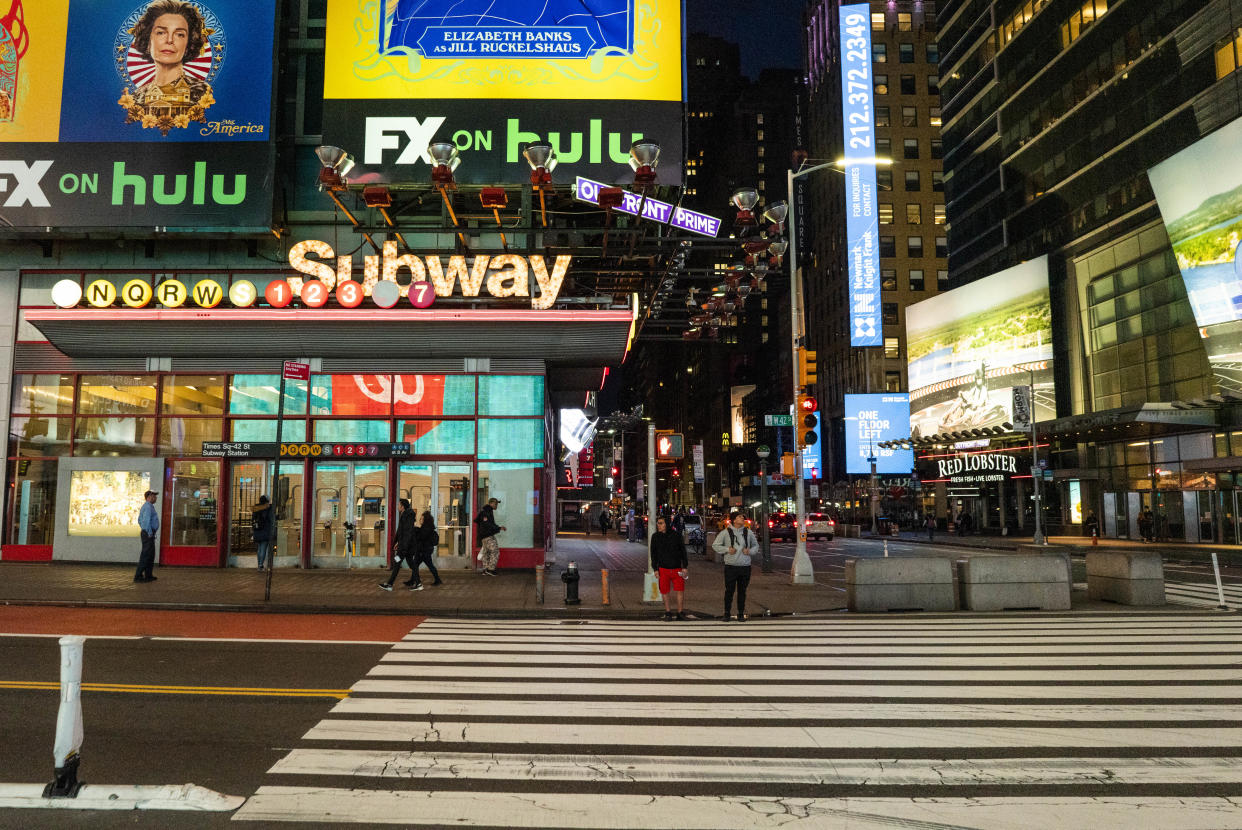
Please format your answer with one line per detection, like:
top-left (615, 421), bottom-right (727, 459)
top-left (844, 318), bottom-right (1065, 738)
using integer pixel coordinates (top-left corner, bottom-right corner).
top-left (135, 489), bottom-right (159, 583)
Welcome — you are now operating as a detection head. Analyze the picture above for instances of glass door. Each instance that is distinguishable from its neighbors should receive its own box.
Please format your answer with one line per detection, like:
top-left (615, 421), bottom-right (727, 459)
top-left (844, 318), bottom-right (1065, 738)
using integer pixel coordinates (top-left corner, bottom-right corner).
top-left (229, 460), bottom-right (268, 565)
top-left (312, 462), bottom-right (388, 568)
top-left (398, 463), bottom-right (471, 566)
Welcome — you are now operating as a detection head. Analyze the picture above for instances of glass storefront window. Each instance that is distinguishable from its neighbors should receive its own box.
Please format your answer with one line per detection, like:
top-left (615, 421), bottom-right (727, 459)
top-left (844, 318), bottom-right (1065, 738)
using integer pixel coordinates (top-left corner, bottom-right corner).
top-left (394, 375), bottom-right (476, 416)
top-left (398, 420), bottom-right (474, 454)
top-left (230, 420), bottom-right (308, 442)
top-left (7, 458), bottom-right (58, 545)
top-left (78, 374), bottom-right (157, 415)
top-left (11, 374), bottom-right (74, 415)
top-left (1217, 433), bottom-right (1231, 458)
top-left (478, 375), bottom-right (544, 416)
top-left (310, 374), bottom-right (395, 416)
top-left (162, 375), bottom-right (225, 415)
top-left (312, 420), bottom-right (391, 442)
top-left (67, 470), bottom-right (150, 536)
top-left (228, 375), bottom-right (308, 415)
top-left (8, 417), bottom-right (73, 457)
top-left (159, 418), bottom-right (223, 455)
top-left (478, 418), bottom-right (543, 460)
top-left (477, 462), bottom-right (542, 548)
top-left (73, 418), bottom-right (156, 456)
top-left (168, 460), bottom-right (220, 547)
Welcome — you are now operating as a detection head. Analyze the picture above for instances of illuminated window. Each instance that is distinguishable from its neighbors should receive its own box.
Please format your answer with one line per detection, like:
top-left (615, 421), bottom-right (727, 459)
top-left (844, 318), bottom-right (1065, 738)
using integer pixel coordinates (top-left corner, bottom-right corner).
top-left (757, 129), bottom-right (764, 141)
top-left (871, 11), bottom-right (885, 30)
top-left (1215, 29), bottom-right (1242, 80)
top-left (756, 113), bottom-right (764, 125)
top-left (906, 203), bottom-right (922, 224)
top-left (875, 106), bottom-right (890, 127)
top-left (929, 107), bottom-right (942, 126)
top-left (881, 269), bottom-right (897, 290)
top-left (873, 43), bottom-right (887, 63)
top-left (909, 269), bottom-right (925, 291)
top-left (898, 12), bottom-right (912, 31)
top-left (874, 74), bottom-right (888, 94)
top-left (757, 146), bottom-right (765, 157)
top-left (879, 203), bottom-right (894, 224)
top-left (884, 337), bottom-right (900, 358)
top-left (934, 204), bottom-right (946, 224)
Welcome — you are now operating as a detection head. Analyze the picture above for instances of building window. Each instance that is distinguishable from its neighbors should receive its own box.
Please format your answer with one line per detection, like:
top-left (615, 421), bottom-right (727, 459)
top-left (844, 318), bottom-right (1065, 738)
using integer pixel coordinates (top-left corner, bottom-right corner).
top-left (876, 136), bottom-right (892, 156)
top-left (934, 204), bottom-right (946, 224)
top-left (1215, 29), bottom-right (1242, 80)
top-left (882, 303), bottom-right (899, 325)
top-left (935, 236), bottom-right (948, 257)
top-left (871, 11), bottom-right (885, 30)
top-left (903, 138), bottom-right (919, 159)
top-left (885, 371), bottom-right (902, 392)
top-left (757, 129), bottom-right (764, 141)
top-left (926, 43), bottom-right (939, 63)
top-left (927, 75), bottom-right (940, 95)
top-left (902, 106), bottom-right (918, 127)
top-left (929, 107), bottom-right (942, 126)
top-left (873, 43), bottom-right (887, 63)
top-left (937, 269), bottom-right (949, 289)
top-left (882, 269), bottom-right (897, 291)
top-left (906, 203), bottom-right (922, 224)
top-left (880, 236), bottom-right (896, 257)
top-left (1060, 0), bottom-right (1109, 49)
top-left (899, 43), bottom-right (915, 63)
top-left (757, 146), bottom-right (765, 157)
top-left (756, 113), bottom-right (764, 125)
top-left (909, 269), bottom-right (925, 291)
top-left (907, 236), bottom-right (923, 257)
top-left (905, 170), bottom-right (921, 191)
top-left (879, 203), bottom-right (894, 224)
top-left (931, 171), bottom-right (944, 191)
top-left (757, 162), bottom-right (765, 174)
top-left (877, 169), bottom-right (893, 190)
top-left (931, 138), bottom-right (944, 159)
top-left (900, 74), bottom-right (916, 95)
top-left (875, 74), bottom-right (888, 95)
top-left (875, 106), bottom-right (891, 127)
top-left (898, 12), bottom-right (912, 31)
top-left (884, 337), bottom-right (901, 358)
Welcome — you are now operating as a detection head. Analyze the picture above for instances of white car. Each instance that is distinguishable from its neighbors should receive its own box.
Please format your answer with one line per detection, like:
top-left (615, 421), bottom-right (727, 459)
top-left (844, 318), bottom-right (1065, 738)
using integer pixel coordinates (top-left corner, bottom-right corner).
top-left (805, 513), bottom-right (836, 540)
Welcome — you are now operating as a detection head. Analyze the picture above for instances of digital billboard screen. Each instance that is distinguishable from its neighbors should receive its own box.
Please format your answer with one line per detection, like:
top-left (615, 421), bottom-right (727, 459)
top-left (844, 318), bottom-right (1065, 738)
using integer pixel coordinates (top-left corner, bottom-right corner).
top-left (906, 257), bottom-right (1054, 438)
top-left (844, 394), bottom-right (913, 475)
top-left (839, 3), bottom-right (880, 346)
top-left (1149, 115), bottom-right (1242, 392)
top-left (323, 0), bottom-right (684, 186)
top-left (0, 0), bottom-right (277, 230)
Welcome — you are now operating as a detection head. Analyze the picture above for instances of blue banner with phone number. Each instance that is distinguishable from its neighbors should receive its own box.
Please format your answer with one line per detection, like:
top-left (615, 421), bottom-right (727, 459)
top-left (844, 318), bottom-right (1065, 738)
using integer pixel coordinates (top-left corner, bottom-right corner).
top-left (839, 4), bottom-right (881, 346)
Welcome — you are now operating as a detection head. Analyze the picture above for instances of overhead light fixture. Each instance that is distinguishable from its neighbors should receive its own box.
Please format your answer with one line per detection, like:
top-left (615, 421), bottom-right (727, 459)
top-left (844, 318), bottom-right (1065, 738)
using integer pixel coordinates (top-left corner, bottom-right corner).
top-left (428, 141), bottom-right (460, 186)
top-left (362, 185), bottom-right (391, 208)
top-left (768, 239), bottom-right (788, 257)
top-left (315, 145), bottom-right (355, 191)
top-left (598, 186), bottom-right (625, 209)
top-left (523, 141), bottom-right (557, 186)
top-left (731, 187), bottom-right (760, 225)
top-left (763, 200), bottom-right (788, 228)
top-left (479, 187), bottom-right (507, 208)
top-left (629, 139), bottom-right (661, 187)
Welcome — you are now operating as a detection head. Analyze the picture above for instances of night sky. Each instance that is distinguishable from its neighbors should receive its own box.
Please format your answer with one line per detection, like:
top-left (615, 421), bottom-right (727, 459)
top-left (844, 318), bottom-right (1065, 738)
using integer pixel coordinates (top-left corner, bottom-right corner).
top-left (686, 0), bottom-right (807, 77)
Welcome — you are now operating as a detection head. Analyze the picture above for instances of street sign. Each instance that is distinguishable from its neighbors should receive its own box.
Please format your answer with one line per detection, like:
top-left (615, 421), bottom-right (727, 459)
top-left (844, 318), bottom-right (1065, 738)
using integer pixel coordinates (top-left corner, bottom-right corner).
top-left (765, 414), bottom-right (794, 427)
top-left (756, 444), bottom-right (771, 459)
top-left (809, 484), bottom-right (820, 498)
top-left (202, 442), bottom-right (411, 459)
top-left (283, 360), bottom-right (310, 381)
top-left (692, 443), bottom-right (705, 483)
top-left (1043, 469), bottom-right (1054, 480)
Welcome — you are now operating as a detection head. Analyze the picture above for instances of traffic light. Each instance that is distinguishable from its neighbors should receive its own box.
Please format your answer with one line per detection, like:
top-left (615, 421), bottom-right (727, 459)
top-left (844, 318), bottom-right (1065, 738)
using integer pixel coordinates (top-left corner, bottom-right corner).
top-left (798, 349), bottom-right (818, 389)
top-left (798, 395), bottom-right (819, 446)
top-left (611, 466), bottom-right (619, 477)
top-left (655, 432), bottom-right (684, 460)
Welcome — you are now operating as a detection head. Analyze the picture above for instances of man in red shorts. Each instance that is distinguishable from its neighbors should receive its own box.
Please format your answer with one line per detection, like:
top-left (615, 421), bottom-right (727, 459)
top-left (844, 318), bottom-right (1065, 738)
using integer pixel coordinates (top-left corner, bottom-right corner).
top-left (649, 515), bottom-right (689, 620)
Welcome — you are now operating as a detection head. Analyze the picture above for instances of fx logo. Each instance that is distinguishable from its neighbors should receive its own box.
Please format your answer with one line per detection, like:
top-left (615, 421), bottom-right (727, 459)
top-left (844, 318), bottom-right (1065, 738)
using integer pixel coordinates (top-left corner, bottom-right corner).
top-left (364, 117), bottom-right (447, 165)
top-left (0, 160), bottom-right (53, 207)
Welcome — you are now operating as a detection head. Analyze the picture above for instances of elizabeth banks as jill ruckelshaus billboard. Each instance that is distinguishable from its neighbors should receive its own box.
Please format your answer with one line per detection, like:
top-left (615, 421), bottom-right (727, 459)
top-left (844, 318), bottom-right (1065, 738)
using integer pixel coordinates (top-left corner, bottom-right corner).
top-left (905, 256), bottom-right (1054, 439)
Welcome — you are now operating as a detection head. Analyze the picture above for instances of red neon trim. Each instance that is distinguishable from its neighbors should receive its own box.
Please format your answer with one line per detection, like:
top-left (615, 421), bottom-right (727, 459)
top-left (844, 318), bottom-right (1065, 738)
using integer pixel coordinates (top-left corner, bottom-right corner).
top-left (25, 308), bottom-right (635, 324)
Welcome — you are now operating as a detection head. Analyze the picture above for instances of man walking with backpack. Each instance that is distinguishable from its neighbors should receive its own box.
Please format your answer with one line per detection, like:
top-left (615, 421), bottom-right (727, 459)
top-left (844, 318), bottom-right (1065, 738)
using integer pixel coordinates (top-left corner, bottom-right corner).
top-left (474, 497), bottom-right (505, 576)
top-left (380, 498), bottom-right (419, 591)
top-left (712, 511), bottom-right (761, 621)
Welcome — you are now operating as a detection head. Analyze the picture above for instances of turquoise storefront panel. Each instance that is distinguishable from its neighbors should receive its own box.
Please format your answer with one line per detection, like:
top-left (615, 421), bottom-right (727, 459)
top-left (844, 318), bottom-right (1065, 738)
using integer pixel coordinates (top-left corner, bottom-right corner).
top-left (478, 418), bottom-right (543, 460)
top-left (397, 420), bottom-right (475, 455)
top-left (478, 376), bottom-right (544, 416)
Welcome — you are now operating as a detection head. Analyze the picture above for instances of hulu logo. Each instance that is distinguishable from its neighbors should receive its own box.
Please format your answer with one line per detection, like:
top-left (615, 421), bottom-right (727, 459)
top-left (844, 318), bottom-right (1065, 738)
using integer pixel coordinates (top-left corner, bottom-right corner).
top-left (507, 119), bottom-right (644, 165)
top-left (110, 161), bottom-right (247, 206)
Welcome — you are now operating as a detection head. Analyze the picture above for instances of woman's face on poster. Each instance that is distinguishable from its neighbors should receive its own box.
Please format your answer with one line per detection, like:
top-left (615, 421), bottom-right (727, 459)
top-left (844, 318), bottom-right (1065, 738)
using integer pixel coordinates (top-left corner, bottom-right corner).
top-left (150, 13), bottom-right (190, 67)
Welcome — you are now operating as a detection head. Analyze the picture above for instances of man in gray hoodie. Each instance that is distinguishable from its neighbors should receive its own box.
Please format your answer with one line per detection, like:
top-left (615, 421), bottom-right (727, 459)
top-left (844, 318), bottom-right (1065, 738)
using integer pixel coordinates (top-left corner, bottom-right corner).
top-left (712, 511), bottom-right (761, 621)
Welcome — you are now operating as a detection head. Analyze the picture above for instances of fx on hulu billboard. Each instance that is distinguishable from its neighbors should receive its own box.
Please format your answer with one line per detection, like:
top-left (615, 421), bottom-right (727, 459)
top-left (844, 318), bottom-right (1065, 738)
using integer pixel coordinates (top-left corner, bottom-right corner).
top-left (844, 394), bottom-right (913, 475)
top-left (0, 0), bottom-right (276, 230)
top-left (322, 0), bottom-right (684, 186)
top-left (906, 257), bottom-right (1054, 438)
top-left (1149, 115), bottom-right (1242, 393)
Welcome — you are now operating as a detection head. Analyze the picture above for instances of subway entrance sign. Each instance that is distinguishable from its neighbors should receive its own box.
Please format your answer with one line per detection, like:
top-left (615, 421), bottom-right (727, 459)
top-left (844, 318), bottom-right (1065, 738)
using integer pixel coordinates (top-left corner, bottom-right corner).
top-left (202, 442), bottom-right (412, 458)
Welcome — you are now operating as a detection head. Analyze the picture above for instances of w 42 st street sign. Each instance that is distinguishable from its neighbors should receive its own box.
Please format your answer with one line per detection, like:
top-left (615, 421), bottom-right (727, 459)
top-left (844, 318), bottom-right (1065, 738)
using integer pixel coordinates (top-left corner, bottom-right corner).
top-left (764, 414), bottom-right (794, 427)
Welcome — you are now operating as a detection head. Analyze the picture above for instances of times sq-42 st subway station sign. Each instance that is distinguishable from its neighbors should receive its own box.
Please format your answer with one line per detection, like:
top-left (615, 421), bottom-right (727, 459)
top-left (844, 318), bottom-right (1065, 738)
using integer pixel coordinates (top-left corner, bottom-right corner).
top-left (51, 241), bottom-right (574, 311)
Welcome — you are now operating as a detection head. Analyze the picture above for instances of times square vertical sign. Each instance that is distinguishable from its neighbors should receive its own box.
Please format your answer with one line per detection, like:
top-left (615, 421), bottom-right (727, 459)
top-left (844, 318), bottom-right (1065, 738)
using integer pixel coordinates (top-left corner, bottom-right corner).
top-left (839, 4), bottom-right (881, 346)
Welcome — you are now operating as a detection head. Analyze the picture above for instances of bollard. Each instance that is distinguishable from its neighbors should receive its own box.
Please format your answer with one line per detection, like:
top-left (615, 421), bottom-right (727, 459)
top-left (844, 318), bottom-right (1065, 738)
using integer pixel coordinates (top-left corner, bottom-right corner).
top-left (883, 539), bottom-right (889, 558)
top-left (561, 561), bottom-right (581, 605)
top-left (601, 569), bottom-right (610, 606)
top-left (534, 563), bottom-right (545, 604)
top-left (1212, 552), bottom-right (1228, 610)
top-left (45, 635), bottom-right (85, 799)
top-left (1092, 528), bottom-right (1098, 546)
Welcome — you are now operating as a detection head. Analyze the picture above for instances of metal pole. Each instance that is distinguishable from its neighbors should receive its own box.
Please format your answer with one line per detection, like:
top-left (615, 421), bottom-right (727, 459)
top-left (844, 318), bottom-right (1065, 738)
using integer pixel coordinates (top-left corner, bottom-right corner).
top-left (265, 368), bottom-right (287, 602)
top-left (759, 456), bottom-right (772, 573)
top-left (1030, 374), bottom-right (1044, 545)
top-left (1212, 552), bottom-right (1228, 609)
top-left (869, 453), bottom-right (879, 536)
top-left (642, 423), bottom-right (660, 602)
top-left (788, 166), bottom-right (813, 585)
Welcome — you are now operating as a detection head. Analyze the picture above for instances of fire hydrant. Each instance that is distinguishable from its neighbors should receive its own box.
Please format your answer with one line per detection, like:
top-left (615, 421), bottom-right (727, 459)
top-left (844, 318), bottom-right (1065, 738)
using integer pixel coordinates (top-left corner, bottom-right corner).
top-left (561, 561), bottom-right (581, 605)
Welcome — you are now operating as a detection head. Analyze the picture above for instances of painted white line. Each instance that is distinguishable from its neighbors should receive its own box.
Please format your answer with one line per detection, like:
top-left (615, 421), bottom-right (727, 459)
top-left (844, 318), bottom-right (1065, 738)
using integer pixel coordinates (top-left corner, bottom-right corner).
top-left (0, 782), bottom-right (242, 811)
top-left (350, 679), bottom-right (1242, 699)
top-left (379, 651), bottom-right (1242, 667)
top-left (270, 748), bottom-right (1242, 786)
top-left (329, 697), bottom-right (1242, 722)
top-left (146, 637), bottom-right (398, 645)
top-left (414, 618), bottom-right (1242, 629)
top-left (0, 634), bottom-right (143, 640)
top-left (303, 719), bottom-right (1242, 749)
top-left (367, 664), bottom-right (1242, 682)
top-left (232, 789), bottom-right (1242, 828)
top-left (390, 641), bottom-right (1242, 655)
top-left (401, 635), bottom-right (1242, 648)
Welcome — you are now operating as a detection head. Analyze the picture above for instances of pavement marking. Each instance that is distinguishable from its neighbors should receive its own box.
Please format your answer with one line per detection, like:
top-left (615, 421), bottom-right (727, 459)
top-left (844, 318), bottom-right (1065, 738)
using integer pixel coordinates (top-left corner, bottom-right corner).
top-left (0, 783), bottom-right (243, 812)
top-left (391, 641), bottom-right (1242, 655)
top-left (0, 680), bottom-right (350, 699)
top-left (0, 633), bottom-right (143, 640)
top-left (270, 749), bottom-right (1242, 785)
top-left (379, 651), bottom-right (1242, 666)
top-left (233, 789), bottom-right (1242, 828)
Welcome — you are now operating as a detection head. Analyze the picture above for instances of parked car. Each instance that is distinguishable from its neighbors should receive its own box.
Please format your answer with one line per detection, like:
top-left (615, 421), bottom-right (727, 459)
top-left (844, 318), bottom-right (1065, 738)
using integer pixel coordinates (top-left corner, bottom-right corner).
top-left (804, 512), bottom-right (836, 541)
top-left (767, 511), bottom-right (797, 541)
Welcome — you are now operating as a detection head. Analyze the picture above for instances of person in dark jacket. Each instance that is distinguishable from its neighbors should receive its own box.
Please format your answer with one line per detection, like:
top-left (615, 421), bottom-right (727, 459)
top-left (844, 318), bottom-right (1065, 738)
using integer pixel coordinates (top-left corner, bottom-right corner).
top-left (474, 497), bottom-right (505, 575)
top-left (649, 515), bottom-right (689, 620)
top-left (252, 495), bottom-right (274, 570)
top-left (381, 498), bottom-right (420, 591)
top-left (410, 510), bottom-right (443, 589)
top-left (598, 507), bottom-right (610, 536)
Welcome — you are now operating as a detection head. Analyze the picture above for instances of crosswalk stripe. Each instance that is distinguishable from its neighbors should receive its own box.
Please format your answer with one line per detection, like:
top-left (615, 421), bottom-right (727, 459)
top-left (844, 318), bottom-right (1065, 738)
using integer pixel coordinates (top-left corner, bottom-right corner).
top-left (380, 650), bottom-right (1242, 666)
top-left (391, 641), bottom-right (1242, 655)
top-left (399, 635), bottom-right (1242, 647)
top-left (233, 789), bottom-right (1242, 828)
top-left (269, 749), bottom-right (1242, 785)
top-left (412, 617), bottom-right (1242, 629)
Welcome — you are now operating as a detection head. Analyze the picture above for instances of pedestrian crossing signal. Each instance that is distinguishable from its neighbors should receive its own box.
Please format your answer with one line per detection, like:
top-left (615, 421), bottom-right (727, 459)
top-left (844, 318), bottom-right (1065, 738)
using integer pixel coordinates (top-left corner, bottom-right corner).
top-left (656, 433), bottom-right (684, 460)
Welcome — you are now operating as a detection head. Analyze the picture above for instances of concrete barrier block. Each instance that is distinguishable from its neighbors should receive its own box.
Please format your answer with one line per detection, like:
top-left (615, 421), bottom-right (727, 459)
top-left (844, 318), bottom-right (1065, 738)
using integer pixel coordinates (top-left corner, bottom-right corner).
top-left (846, 557), bottom-right (957, 612)
top-left (961, 555), bottom-right (1071, 611)
top-left (1086, 550), bottom-right (1165, 606)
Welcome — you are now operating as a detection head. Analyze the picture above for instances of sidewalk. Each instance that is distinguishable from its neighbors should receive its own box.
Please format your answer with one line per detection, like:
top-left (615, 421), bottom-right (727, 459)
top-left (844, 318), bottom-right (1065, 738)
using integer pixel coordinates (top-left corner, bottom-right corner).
top-left (0, 535), bottom-right (846, 619)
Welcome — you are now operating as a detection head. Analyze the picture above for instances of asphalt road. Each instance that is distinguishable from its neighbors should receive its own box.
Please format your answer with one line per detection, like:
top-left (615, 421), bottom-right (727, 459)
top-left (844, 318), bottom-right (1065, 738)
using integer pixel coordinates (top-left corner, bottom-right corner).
top-left (0, 634), bottom-right (389, 829)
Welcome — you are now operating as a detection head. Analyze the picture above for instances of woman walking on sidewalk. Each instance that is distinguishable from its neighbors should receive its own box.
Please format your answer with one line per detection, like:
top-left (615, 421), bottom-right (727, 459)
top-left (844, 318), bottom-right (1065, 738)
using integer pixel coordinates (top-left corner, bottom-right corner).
top-left (410, 510), bottom-right (443, 589)
top-left (713, 511), bottom-right (760, 621)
